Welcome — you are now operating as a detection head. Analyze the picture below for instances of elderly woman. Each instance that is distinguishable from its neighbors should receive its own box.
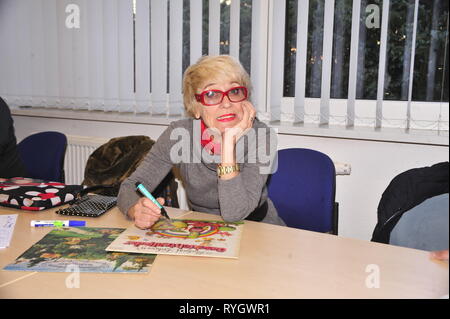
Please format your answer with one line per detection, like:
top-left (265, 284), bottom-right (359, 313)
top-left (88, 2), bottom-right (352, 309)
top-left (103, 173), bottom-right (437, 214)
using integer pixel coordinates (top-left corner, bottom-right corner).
top-left (117, 55), bottom-right (285, 228)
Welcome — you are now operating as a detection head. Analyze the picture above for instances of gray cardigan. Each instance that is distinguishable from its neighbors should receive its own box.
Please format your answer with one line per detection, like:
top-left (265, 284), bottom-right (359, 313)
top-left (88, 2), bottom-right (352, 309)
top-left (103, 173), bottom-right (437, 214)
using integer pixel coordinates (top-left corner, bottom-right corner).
top-left (117, 118), bottom-right (286, 226)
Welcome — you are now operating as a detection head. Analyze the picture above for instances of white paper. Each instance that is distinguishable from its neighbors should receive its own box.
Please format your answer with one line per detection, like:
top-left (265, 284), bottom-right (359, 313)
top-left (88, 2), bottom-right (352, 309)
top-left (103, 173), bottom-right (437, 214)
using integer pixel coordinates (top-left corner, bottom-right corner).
top-left (0, 214), bottom-right (18, 249)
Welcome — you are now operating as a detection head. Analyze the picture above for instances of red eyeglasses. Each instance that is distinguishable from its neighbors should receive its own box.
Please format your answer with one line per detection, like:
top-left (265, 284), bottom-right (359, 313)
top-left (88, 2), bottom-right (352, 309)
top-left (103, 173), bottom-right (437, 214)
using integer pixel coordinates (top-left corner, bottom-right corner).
top-left (195, 86), bottom-right (248, 106)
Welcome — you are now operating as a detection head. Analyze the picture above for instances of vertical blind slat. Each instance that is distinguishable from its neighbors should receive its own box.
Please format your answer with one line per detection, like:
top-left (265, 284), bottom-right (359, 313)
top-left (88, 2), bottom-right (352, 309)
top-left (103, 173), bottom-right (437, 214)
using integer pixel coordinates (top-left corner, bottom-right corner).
top-left (72, 0), bottom-right (89, 110)
top-left (118, 0), bottom-right (135, 112)
top-left (169, 0), bottom-right (184, 116)
top-left (11, 0), bottom-right (22, 106)
top-left (346, 0), bottom-right (362, 127)
top-left (376, 0), bottom-right (390, 128)
top-left (208, 0), bottom-right (220, 55)
top-left (57, 0), bottom-right (75, 109)
top-left (294, 0), bottom-right (309, 123)
top-left (319, 0), bottom-right (335, 125)
top-left (190, 0), bottom-right (203, 64)
top-left (29, 0), bottom-right (46, 108)
top-left (250, 0), bottom-right (269, 118)
top-left (150, 0), bottom-right (168, 115)
top-left (135, 0), bottom-right (151, 113)
top-left (87, 0), bottom-right (104, 110)
top-left (17, 0), bottom-right (33, 107)
top-left (0, 0), bottom-right (11, 101)
top-left (406, 0), bottom-right (419, 130)
top-left (229, 0), bottom-right (240, 59)
top-left (103, 0), bottom-right (120, 112)
top-left (42, 0), bottom-right (59, 108)
top-left (1, 0), bottom-right (19, 106)
top-left (269, 0), bottom-right (286, 121)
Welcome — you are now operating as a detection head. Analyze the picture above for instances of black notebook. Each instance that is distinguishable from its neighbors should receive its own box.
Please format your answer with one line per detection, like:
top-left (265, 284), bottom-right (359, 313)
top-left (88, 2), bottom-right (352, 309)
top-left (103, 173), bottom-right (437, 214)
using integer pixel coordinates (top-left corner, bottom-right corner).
top-left (56, 194), bottom-right (117, 217)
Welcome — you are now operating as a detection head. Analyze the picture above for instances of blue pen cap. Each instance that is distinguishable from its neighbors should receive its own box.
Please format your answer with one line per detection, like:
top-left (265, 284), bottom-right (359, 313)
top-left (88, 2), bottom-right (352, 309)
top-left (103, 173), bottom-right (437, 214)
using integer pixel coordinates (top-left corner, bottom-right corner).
top-left (68, 221), bottom-right (86, 227)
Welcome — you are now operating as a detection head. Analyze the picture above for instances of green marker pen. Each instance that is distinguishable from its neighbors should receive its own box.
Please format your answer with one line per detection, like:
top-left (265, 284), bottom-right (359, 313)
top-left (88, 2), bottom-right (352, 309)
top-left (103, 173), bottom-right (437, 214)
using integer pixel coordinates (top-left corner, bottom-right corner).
top-left (135, 182), bottom-right (171, 221)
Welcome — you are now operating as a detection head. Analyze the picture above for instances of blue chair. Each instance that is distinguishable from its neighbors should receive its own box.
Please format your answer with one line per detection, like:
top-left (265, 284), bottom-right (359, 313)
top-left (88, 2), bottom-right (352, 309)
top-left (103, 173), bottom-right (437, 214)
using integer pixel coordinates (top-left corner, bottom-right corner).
top-left (17, 131), bottom-right (67, 182)
top-left (267, 148), bottom-right (338, 234)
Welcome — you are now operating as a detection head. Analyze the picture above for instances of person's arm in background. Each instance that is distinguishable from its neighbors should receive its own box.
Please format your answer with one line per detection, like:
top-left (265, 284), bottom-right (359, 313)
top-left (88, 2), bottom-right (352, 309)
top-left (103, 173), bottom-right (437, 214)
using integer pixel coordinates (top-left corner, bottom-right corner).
top-left (430, 249), bottom-right (449, 261)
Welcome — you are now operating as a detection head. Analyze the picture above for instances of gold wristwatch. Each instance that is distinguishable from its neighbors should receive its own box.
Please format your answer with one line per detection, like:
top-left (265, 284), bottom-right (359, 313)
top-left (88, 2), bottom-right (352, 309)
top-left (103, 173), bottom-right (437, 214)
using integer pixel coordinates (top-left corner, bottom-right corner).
top-left (217, 163), bottom-right (240, 177)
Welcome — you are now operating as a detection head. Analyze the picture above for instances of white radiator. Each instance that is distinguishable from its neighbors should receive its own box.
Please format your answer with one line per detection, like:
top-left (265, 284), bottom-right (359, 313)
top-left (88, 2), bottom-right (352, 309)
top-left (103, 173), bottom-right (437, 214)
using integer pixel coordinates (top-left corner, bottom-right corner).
top-left (64, 135), bottom-right (109, 185)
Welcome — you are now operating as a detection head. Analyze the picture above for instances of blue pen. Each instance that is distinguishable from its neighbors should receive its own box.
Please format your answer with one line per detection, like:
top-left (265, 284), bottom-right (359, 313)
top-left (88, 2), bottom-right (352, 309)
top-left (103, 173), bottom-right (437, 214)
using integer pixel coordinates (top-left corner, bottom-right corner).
top-left (135, 182), bottom-right (171, 221)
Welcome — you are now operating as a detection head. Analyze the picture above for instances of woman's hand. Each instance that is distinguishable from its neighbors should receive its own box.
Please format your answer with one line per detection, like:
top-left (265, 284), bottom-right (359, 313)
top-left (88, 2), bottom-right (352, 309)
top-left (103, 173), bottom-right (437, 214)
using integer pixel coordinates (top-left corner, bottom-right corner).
top-left (222, 101), bottom-right (256, 145)
top-left (128, 197), bottom-right (165, 229)
top-left (236, 100), bottom-right (257, 136)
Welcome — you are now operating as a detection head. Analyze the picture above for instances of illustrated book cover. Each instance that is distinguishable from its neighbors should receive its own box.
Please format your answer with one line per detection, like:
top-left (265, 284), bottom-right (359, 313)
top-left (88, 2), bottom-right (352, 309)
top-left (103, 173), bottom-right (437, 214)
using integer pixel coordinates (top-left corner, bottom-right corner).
top-left (4, 227), bottom-right (156, 273)
top-left (106, 219), bottom-right (244, 258)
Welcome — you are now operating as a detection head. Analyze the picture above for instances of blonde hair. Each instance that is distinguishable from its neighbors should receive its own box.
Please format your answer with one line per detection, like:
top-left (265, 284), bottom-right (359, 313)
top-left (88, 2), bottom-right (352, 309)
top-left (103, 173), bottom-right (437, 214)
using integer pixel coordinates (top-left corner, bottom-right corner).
top-left (182, 55), bottom-right (252, 118)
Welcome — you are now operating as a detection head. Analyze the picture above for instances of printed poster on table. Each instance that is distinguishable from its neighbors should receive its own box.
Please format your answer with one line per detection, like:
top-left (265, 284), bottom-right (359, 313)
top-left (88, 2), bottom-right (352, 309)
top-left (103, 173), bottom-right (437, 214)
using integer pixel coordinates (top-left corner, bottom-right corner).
top-left (3, 227), bottom-right (156, 273)
top-left (106, 219), bottom-right (244, 259)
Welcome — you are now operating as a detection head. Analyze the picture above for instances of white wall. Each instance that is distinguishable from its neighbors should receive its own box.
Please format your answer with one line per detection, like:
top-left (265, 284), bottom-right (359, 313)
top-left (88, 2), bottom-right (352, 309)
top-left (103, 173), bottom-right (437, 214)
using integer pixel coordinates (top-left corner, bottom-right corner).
top-left (12, 115), bottom-right (449, 242)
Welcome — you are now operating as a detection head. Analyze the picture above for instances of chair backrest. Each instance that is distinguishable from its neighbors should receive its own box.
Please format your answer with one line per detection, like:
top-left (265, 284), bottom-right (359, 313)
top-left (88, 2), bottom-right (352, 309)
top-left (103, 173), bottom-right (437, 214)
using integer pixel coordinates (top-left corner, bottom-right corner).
top-left (389, 193), bottom-right (449, 251)
top-left (267, 148), bottom-right (337, 234)
top-left (17, 131), bottom-right (67, 182)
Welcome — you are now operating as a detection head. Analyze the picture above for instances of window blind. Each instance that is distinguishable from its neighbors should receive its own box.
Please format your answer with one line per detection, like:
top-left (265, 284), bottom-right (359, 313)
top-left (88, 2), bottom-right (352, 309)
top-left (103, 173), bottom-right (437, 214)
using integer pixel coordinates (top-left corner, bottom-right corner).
top-left (0, 0), bottom-right (447, 134)
top-left (281, 0), bottom-right (448, 132)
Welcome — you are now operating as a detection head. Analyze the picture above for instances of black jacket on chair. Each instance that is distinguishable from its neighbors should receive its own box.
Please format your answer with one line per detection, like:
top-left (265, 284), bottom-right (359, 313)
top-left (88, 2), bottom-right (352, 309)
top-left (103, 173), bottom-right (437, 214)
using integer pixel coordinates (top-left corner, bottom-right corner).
top-left (371, 161), bottom-right (449, 244)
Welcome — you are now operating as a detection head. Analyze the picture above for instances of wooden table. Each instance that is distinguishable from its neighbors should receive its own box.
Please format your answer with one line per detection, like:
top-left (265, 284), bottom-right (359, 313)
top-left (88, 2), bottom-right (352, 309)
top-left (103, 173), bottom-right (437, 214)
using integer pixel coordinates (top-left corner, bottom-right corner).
top-left (0, 206), bottom-right (448, 299)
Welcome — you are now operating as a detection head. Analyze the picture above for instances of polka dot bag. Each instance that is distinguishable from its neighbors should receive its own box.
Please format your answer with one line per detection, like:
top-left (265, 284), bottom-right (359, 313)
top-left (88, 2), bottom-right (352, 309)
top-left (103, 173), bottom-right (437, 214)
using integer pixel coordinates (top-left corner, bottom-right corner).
top-left (0, 177), bottom-right (83, 211)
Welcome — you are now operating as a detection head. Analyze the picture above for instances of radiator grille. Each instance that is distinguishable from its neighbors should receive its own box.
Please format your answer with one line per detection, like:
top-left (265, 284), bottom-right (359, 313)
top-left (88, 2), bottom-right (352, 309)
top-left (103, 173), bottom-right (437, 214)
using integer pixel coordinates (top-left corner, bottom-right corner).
top-left (64, 136), bottom-right (109, 185)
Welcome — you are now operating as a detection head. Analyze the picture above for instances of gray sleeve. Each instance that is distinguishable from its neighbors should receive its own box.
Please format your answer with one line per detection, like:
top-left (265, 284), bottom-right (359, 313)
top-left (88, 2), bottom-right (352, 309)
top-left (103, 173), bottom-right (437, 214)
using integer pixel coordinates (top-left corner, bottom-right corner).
top-left (217, 165), bottom-right (268, 222)
top-left (117, 124), bottom-right (175, 217)
top-left (217, 124), bottom-right (277, 222)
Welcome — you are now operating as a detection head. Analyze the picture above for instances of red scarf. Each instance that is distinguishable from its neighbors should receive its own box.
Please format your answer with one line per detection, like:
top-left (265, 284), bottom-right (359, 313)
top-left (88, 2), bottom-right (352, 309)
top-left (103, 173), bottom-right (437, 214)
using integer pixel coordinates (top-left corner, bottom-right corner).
top-left (200, 120), bottom-right (221, 155)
